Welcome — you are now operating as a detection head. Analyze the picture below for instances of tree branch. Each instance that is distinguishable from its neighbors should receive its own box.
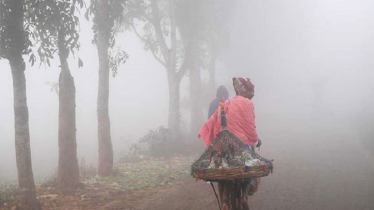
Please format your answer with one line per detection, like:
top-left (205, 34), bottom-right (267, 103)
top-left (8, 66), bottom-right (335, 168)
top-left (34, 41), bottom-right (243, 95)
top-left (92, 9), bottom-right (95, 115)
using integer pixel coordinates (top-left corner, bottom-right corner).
top-left (130, 24), bottom-right (166, 67)
top-left (150, 0), bottom-right (170, 65)
top-left (133, 0), bottom-right (153, 23)
top-left (130, 24), bottom-right (147, 43)
top-left (138, 9), bottom-right (153, 25)
top-left (150, 47), bottom-right (166, 67)
top-left (169, 0), bottom-right (177, 71)
top-left (177, 56), bottom-right (189, 80)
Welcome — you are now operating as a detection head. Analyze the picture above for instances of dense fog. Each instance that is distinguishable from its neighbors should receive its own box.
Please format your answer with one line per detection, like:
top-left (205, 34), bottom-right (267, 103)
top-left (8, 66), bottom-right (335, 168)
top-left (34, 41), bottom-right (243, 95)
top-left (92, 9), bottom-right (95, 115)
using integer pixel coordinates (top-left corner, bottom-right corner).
top-left (0, 0), bottom-right (373, 196)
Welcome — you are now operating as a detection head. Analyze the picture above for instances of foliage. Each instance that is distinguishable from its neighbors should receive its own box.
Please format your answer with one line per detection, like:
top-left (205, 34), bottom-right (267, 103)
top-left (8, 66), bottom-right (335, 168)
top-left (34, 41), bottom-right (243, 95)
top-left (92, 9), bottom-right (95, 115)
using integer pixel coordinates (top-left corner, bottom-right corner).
top-left (82, 156), bottom-right (193, 191)
top-left (86, 0), bottom-right (128, 76)
top-left (120, 0), bottom-right (234, 72)
top-left (44, 81), bottom-right (59, 95)
top-left (0, 0), bottom-right (85, 67)
top-left (139, 126), bottom-right (186, 158)
top-left (175, 0), bottom-right (235, 69)
top-left (0, 184), bottom-right (18, 207)
top-left (122, 0), bottom-right (181, 69)
top-left (85, 0), bottom-right (124, 46)
top-left (109, 47), bottom-right (129, 77)
top-left (118, 126), bottom-right (187, 160)
top-left (122, 0), bottom-right (162, 54)
top-left (0, 0), bottom-right (36, 62)
top-left (40, 176), bottom-right (58, 188)
top-left (32, 0), bottom-right (85, 67)
top-left (79, 157), bottom-right (97, 178)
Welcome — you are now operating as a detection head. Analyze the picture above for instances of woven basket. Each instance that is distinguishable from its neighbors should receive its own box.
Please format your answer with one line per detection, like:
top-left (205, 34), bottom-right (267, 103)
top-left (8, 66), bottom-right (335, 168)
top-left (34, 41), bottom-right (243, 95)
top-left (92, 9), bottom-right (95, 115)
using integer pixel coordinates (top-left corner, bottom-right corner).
top-left (192, 159), bottom-right (272, 181)
top-left (191, 130), bottom-right (273, 181)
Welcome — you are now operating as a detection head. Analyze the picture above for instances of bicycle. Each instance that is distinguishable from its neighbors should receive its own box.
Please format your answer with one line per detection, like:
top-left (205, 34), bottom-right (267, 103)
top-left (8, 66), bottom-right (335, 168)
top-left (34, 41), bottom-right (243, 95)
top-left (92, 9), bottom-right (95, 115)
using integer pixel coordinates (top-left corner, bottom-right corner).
top-left (210, 179), bottom-right (253, 210)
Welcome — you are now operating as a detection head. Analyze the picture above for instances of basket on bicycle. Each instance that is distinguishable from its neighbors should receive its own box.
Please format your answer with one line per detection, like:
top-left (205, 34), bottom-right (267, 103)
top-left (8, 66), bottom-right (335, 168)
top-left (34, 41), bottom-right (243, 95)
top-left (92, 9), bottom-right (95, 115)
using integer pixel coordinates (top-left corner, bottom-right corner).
top-left (191, 129), bottom-right (273, 181)
top-left (191, 99), bottom-right (273, 182)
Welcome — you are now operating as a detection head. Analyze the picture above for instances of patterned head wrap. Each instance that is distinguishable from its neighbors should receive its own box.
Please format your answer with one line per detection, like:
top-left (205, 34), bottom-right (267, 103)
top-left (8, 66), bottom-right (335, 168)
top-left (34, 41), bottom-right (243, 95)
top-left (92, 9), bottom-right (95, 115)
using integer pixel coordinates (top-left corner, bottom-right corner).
top-left (232, 77), bottom-right (254, 96)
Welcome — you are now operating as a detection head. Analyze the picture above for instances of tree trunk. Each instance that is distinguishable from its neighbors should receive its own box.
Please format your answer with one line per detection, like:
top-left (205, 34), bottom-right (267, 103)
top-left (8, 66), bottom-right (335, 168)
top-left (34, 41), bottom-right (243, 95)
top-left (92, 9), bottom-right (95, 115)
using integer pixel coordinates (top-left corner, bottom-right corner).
top-left (10, 58), bottom-right (40, 210)
top-left (57, 34), bottom-right (80, 189)
top-left (168, 0), bottom-right (182, 139)
top-left (189, 66), bottom-right (203, 134)
top-left (97, 0), bottom-right (113, 176)
top-left (168, 73), bottom-right (181, 140)
top-left (209, 53), bottom-right (216, 88)
top-left (8, 0), bottom-right (39, 209)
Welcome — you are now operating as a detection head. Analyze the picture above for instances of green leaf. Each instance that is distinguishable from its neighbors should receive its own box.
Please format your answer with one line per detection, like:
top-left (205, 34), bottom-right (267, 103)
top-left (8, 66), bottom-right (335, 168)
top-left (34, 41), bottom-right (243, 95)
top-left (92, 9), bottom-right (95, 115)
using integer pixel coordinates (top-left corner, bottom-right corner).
top-left (78, 57), bottom-right (83, 68)
top-left (85, 8), bottom-right (90, 21)
top-left (29, 54), bottom-right (36, 66)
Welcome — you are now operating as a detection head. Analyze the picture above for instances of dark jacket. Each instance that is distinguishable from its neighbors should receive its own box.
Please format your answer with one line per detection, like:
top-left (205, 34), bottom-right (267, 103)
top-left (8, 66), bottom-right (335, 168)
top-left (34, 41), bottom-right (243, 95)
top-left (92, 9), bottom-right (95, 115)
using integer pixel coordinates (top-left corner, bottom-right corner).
top-left (208, 85), bottom-right (229, 119)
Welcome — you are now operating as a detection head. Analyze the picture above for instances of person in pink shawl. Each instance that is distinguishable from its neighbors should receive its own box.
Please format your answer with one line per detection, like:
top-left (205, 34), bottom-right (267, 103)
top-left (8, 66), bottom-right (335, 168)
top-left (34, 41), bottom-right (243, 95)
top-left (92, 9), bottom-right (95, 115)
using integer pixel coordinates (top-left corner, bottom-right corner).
top-left (198, 77), bottom-right (261, 210)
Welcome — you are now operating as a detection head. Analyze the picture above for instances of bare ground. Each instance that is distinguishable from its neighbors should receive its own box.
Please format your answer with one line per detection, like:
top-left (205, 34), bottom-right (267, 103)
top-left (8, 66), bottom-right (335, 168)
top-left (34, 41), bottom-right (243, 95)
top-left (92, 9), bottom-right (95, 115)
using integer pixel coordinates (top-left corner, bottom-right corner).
top-left (2, 128), bottom-right (373, 210)
top-left (121, 130), bottom-right (374, 210)
top-left (134, 137), bottom-right (374, 210)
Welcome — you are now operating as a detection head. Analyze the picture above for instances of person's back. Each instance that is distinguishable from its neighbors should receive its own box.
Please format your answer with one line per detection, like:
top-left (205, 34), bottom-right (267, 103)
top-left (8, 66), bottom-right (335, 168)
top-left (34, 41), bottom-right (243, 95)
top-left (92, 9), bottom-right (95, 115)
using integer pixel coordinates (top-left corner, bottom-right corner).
top-left (198, 77), bottom-right (261, 210)
top-left (224, 95), bottom-right (258, 146)
top-left (208, 85), bottom-right (229, 119)
top-left (200, 78), bottom-right (259, 147)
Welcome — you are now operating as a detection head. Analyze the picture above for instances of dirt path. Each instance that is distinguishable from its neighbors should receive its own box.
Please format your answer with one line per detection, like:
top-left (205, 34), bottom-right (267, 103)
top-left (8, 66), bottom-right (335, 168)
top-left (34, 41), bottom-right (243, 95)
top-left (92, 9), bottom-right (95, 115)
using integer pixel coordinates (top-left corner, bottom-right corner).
top-left (128, 135), bottom-right (374, 210)
top-left (5, 129), bottom-right (372, 210)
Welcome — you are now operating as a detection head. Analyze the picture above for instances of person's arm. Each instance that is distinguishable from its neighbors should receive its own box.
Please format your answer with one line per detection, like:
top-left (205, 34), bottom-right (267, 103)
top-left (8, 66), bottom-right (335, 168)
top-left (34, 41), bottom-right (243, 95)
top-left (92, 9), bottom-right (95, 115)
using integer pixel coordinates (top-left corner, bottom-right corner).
top-left (256, 139), bottom-right (262, 147)
top-left (199, 104), bottom-right (221, 147)
top-left (245, 100), bottom-right (260, 144)
top-left (208, 98), bottom-right (217, 119)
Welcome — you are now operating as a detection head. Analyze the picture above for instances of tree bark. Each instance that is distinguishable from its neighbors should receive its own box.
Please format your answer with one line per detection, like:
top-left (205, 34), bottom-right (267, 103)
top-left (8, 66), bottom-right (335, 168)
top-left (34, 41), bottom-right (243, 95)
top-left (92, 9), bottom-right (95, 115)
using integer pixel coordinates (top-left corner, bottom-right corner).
top-left (57, 33), bottom-right (80, 189)
top-left (8, 0), bottom-right (39, 209)
top-left (150, 0), bottom-right (170, 63)
top-left (168, 73), bottom-right (181, 139)
top-left (167, 0), bottom-right (182, 139)
top-left (150, 0), bottom-right (182, 139)
top-left (144, 0), bottom-right (187, 139)
top-left (209, 53), bottom-right (216, 88)
top-left (10, 59), bottom-right (40, 210)
top-left (97, 0), bottom-right (113, 176)
top-left (189, 66), bottom-right (203, 134)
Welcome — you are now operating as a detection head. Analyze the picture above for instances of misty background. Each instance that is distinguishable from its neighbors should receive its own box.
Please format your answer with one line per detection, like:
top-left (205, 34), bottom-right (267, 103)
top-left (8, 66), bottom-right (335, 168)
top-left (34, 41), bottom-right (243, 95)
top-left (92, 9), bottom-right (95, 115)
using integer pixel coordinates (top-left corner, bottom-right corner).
top-left (1, 0), bottom-right (373, 184)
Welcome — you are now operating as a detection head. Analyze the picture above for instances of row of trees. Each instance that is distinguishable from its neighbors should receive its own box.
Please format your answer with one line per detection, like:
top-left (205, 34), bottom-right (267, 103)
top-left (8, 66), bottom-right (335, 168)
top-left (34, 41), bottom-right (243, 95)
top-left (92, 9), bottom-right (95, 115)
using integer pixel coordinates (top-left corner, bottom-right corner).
top-left (119, 0), bottom-right (236, 136)
top-left (0, 0), bottom-right (236, 209)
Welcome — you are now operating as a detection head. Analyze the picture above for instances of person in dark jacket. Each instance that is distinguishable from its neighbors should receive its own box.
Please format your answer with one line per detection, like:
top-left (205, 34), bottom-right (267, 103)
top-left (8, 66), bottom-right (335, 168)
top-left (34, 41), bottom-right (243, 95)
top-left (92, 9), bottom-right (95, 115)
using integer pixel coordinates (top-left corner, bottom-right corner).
top-left (208, 85), bottom-right (229, 119)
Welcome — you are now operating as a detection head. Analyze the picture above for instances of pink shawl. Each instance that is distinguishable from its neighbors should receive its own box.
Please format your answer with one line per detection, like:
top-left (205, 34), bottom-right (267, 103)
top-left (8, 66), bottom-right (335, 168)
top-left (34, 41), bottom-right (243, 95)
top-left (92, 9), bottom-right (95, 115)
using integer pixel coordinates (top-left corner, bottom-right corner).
top-left (198, 95), bottom-right (259, 147)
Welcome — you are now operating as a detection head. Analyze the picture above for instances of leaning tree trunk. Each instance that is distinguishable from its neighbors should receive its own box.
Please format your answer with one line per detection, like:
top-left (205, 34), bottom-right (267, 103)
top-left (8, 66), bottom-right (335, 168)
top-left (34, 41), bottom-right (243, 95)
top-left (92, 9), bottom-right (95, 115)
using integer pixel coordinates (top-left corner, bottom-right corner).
top-left (168, 73), bottom-right (181, 140)
top-left (189, 66), bottom-right (203, 134)
top-left (209, 53), bottom-right (216, 88)
top-left (57, 34), bottom-right (80, 189)
top-left (8, 0), bottom-right (39, 209)
top-left (97, 0), bottom-right (113, 176)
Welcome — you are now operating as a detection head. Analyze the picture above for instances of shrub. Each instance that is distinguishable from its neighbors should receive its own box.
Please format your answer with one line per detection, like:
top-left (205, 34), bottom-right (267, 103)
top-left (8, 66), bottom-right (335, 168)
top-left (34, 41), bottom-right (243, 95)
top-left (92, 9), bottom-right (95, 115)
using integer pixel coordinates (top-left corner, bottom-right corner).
top-left (79, 157), bottom-right (97, 178)
top-left (139, 126), bottom-right (185, 158)
top-left (0, 184), bottom-right (18, 207)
